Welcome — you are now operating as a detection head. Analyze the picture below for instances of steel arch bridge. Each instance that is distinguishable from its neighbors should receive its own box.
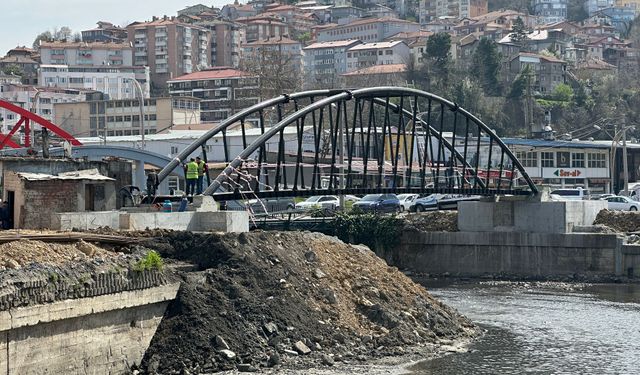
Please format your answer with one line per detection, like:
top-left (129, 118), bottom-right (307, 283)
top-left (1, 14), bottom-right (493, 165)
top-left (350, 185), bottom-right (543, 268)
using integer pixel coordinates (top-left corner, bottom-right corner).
top-left (158, 87), bottom-right (538, 200)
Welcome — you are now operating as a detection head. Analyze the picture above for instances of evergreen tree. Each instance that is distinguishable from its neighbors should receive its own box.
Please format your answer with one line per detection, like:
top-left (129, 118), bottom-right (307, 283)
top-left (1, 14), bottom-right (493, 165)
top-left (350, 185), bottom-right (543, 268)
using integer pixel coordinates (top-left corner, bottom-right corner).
top-left (509, 17), bottom-right (529, 51)
top-left (424, 33), bottom-right (452, 91)
top-left (472, 38), bottom-right (502, 96)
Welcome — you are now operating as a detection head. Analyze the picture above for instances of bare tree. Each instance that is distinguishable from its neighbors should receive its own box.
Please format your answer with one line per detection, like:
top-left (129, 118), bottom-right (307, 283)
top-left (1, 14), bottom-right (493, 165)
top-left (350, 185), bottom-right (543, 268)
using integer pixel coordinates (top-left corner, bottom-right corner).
top-left (241, 46), bottom-right (302, 100)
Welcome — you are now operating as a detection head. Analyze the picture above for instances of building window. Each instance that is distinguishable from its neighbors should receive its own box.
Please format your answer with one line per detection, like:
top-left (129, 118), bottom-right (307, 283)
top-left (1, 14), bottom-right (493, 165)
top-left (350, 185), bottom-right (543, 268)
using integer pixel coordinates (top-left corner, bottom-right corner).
top-left (515, 151), bottom-right (537, 167)
top-left (541, 152), bottom-right (554, 167)
top-left (587, 153), bottom-right (606, 168)
top-left (170, 146), bottom-right (179, 155)
top-left (571, 153), bottom-right (585, 168)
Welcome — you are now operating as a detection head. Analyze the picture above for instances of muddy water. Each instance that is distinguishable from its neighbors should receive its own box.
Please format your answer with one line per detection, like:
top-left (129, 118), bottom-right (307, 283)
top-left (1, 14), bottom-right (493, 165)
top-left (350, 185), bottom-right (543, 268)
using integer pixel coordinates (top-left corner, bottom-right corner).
top-left (411, 281), bottom-right (640, 375)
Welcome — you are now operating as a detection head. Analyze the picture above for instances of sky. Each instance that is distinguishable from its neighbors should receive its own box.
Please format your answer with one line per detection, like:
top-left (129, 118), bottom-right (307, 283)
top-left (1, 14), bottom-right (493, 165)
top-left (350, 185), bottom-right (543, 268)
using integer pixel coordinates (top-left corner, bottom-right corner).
top-left (1, 0), bottom-right (231, 54)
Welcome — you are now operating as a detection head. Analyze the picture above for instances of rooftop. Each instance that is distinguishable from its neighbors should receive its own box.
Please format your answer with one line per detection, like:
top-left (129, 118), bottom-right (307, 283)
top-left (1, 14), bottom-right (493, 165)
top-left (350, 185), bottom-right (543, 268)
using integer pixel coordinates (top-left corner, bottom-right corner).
top-left (243, 37), bottom-right (300, 46)
top-left (514, 52), bottom-right (566, 64)
top-left (168, 67), bottom-right (253, 82)
top-left (348, 40), bottom-right (406, 50)
top-left (303, 39), bottom-right (361, 49)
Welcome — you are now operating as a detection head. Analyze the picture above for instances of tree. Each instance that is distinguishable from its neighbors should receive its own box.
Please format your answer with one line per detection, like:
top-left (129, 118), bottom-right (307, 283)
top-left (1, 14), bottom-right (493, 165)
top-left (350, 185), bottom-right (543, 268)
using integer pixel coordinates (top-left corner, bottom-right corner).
top-left (241, 46), bottom-right (302, 100)
top-left (423, 33), bottom-right (452, 91)
top-left (2, 64), bottom-right (23, 77)
top-left (32, 31), bottom-right (53, 49)
top-left (509, 17), bottom-right (529, 51)
top-left (54, 26), bottom-right (73, 41)
top-left (471, 38), bottom-right (502, 96)
top-left (552, 83), bottom-right (574, 102)
top-left (567, 0), bottom-right (589, 22)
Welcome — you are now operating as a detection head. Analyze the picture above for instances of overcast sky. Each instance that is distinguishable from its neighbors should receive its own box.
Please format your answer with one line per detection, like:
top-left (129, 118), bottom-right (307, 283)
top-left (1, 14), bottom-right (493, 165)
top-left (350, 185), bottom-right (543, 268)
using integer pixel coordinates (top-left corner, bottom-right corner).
top-left (1, 0), bottom-right (231, 54)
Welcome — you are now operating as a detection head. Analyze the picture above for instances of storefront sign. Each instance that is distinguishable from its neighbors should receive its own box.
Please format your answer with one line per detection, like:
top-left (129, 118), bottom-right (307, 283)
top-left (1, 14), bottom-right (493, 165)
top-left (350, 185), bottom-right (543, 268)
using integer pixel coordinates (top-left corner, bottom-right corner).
top-left (553, 169), bottom-right (582, 177)
top-left (557, 152), bottom-right (570, 168)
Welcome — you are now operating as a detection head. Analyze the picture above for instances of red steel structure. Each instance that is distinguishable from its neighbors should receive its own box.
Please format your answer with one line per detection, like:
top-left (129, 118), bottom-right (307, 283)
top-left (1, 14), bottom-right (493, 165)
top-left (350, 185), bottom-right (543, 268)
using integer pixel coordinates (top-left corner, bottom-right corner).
top-left (0, 99), bottom-right (82, 149)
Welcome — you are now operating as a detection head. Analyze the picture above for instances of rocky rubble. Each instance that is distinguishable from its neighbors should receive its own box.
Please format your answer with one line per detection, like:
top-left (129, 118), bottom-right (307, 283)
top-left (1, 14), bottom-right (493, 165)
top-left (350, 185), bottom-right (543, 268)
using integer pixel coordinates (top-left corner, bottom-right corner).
top-left (402, 211), bottom-right (458, 232)
top-left (139, 231), bottom-right (477, 374)
top-left (593, 210), bottom-right (640, 233)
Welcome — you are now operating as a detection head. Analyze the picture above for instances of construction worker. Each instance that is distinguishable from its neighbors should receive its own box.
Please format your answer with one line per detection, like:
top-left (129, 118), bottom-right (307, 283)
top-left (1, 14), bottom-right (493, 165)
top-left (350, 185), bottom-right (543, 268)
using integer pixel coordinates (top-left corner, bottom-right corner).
top-left (185, 158), bottom-right (198, 196)
top-left (196, 156), bottom-right (207, 194)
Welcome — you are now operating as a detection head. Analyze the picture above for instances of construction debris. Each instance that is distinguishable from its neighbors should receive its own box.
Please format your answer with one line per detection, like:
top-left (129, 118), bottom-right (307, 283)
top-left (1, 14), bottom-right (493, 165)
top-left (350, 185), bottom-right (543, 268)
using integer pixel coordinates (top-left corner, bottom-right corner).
top-left (593, 210), bottom-right (640, 233)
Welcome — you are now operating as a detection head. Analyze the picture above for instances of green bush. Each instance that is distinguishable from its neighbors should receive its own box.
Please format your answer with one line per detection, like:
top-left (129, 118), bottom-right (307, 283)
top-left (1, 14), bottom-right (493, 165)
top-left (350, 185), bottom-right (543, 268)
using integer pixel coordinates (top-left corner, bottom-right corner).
top-left (134, 250), bottom-right (164, 271)
top-left (332, 212), bottom-right (402, 252)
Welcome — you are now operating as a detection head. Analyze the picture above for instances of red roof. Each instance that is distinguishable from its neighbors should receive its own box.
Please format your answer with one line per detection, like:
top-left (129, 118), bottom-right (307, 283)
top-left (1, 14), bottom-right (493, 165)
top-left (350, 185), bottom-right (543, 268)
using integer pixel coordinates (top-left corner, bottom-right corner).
top-left (169, 67), bottom-right (253, 81)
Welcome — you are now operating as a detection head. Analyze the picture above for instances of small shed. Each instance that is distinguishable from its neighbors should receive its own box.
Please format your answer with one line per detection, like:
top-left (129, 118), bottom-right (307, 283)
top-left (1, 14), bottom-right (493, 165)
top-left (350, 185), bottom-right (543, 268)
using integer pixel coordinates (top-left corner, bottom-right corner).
top-left (3, 169), bottom-right (116, 229)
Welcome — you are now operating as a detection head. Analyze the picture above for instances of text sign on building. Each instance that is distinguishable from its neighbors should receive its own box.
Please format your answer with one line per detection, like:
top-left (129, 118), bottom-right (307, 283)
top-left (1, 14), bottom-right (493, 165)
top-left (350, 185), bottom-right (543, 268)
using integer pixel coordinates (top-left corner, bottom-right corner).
top-left (557, 152), bottom-right (570, 168)
top-left (553, 169), bottom-right (582, 178)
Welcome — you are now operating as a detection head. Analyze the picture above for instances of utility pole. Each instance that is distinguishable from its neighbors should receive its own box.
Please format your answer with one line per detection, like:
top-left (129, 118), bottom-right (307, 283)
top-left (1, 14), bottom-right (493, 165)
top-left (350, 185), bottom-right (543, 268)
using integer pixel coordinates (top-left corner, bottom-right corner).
top-left (623, 116), bottom-right (629, 196)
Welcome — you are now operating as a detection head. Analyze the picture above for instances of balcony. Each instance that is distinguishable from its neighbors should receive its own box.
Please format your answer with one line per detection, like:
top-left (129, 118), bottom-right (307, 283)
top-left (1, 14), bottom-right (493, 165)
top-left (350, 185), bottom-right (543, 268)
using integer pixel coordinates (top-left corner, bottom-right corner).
top-left (156, 67), bottom-right (168, 74)
top-left (135, 50), bottom-right (148, 57)
top-left (155, 58), bottom-right (168, 64)
top-left (155, 40), bottom-right (167, 47)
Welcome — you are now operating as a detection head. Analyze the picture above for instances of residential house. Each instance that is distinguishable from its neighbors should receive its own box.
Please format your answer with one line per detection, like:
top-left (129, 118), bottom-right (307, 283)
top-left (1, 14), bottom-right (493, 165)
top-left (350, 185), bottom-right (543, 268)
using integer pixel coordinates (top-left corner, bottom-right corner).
top-left (81, 22), bottom-right (128, 43)
top-left (346, 41), bottom-right (410, 72)
top-left (421, 17), bottom-right (458, 33)
top-left (585, 0), bottom-right (616, 16)
top-left (302, 39), bottom-right (362, 88)
top-left (507, 52), bottom-right (567, 94)
top-left (594, 6), bottom-right (637, 34)
top-left (419, 0), bottom-right (488, 23)
top-left (167, 67), bottom-right (260, 123)
top-left (532, 0), bottom-right (568, 24)
top-left (454, 10), bottom-right (538, 36)
top-left (221, 2), bottom-right (258, 20)
top-left (0, 47), bottom-right (39, 85)
top-left (329, 5), bottom-right (368, 24)
top-left (127, 17), bottom-right (211, 92)
top-left (236, 14), bottom-right (290, 43)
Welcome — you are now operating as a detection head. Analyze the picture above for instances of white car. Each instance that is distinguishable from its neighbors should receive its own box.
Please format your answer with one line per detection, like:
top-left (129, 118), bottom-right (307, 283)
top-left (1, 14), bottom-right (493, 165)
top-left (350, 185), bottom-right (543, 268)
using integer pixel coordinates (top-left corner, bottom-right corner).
top-left (295, 195), bottom-right (340, 210)
top-left (396, 193), bottom-right (419, 212)
top-left (602, 196), bottom-right (639, 211)
top-left (550, 188), bottom-right (591, 201)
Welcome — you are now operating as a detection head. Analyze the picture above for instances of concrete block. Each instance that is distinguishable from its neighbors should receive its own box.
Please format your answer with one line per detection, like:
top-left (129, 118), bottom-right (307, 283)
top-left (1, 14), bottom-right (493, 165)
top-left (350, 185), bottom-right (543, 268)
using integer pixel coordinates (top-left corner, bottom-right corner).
top-left (54, 211), bottom-right (121, 231)
top-left (194, 211), bottom-right (249, 233)
top-left (193, 195), bottom-right (219, 212)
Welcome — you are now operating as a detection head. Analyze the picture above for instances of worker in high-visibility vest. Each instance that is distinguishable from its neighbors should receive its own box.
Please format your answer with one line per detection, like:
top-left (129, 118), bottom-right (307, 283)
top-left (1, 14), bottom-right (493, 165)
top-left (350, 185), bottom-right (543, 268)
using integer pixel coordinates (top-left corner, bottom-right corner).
top-left (196, 156), bottom-right (207, 194)
top-left (185, 158), bottom-right (198, 196)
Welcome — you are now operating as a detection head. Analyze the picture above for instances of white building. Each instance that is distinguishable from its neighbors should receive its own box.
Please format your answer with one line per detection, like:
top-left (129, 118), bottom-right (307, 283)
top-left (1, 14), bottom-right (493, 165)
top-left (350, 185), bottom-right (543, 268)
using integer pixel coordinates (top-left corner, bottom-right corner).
top-left (302, 39), bottom-right (362, 88)
top-left (533, 0), bottom-right (568, 24)
top-left (38, 65), bottom-right (150, 100)
top-left (316, 17), bottom-right (420, 43)
top-left (346, 41), bottom-right (410, 72)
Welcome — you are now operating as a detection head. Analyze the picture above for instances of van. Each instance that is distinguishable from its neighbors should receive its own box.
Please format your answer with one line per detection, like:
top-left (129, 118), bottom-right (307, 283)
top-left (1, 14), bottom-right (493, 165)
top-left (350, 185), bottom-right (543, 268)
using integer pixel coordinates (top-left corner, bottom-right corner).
top-left (549, 187), bottom-right (591, 201)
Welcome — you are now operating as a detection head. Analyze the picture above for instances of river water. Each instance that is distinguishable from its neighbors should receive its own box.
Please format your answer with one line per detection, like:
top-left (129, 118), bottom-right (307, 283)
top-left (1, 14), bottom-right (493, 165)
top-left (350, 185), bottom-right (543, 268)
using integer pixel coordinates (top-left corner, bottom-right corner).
top-left (411, 281), bottom-right (640, 375)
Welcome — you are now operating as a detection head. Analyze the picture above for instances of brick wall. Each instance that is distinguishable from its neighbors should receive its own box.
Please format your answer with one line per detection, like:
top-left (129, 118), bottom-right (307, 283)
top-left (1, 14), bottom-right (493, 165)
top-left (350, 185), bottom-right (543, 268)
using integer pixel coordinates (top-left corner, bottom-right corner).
top-left (22, 179), bottom-right (82, 229)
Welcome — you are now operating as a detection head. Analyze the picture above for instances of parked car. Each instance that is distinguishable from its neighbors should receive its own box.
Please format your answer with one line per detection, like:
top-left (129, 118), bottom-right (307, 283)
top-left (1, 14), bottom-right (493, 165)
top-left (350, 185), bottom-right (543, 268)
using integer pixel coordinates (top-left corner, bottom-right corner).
top-left (601, 195), bottom-right (639, 211)
top-left (410, 194), bottom-right (445, 212)
top-left (296, 195), bottom-right (340, 210)
top-left (352, 194), bottom-right (400, 213)
top-left (550, 187), bottom-right (591, 201)
top-left (397, 194), bottom-right (419, 212)
top-left (344, 195), bottom-right (361, 203)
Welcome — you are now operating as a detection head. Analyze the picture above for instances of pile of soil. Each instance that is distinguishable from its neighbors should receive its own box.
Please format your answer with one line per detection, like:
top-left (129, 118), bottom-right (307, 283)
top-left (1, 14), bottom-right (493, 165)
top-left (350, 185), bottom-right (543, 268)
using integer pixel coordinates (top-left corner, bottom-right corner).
top-left (593, 210), bottom-right (640, 233)
top-left (140, 231), bottom-right (477, 374)
top-left (0, 239), bottom-right (115, 270)
top-left (403, 211), bottom-right (458, 232)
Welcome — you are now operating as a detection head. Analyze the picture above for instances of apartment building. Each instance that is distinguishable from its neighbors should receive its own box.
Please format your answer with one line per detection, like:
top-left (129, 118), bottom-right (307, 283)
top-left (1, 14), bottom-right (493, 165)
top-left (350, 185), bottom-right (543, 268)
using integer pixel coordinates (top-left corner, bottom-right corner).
top-left (345, 41), bottom-right (410, 72)
top-left (532, 0), bottom-right (568, 24)
top-left (317, 17), bottom-right (420, 43)
top-left (236, 15), bottom-right (290, 43)
top-left (419, 0), bottom-right (488, 22)
top-left (0, 47), bottom-right (39, 85)
top-left (38, 65), bottom-right (150, 100)
top-left (53, 93), bottom-right (201, 138)
top-left (40, 41), bottom-right (133, 66)
top-left (81, 22), bottom-right (128, 43)
top-left (302, 39), bottom-right (362, 88)
top-left (167, 67), bottom-right (260, 123)
top-left (0, 84), bottom-right (90, 134)
top-left (127, 17), bottom-right (212, 92)
top-left (507, 52), bottom-right (567, 94)
top-left (585, 1), bottom-right (616, 16)
top-left (198, 20), bottom-right (244, 68)
top-left (242, 37), bottom-right (303, 73)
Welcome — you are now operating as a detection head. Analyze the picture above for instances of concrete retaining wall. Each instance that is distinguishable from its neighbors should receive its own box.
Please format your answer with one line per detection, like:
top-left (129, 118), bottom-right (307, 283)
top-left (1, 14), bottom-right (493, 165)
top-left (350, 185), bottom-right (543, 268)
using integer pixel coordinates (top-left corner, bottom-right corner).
top-left (388, 231), bottom-right (640, 278)
top-left (0, 283), bottom-right (180, 375)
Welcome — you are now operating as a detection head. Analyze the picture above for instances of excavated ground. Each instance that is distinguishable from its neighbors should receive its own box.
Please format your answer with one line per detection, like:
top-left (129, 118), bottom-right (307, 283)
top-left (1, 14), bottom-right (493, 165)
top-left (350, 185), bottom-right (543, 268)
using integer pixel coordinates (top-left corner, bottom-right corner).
top-left (593, 209), bottom-right (640, 233)
top-left (138, 231), bottom-right (477, 374)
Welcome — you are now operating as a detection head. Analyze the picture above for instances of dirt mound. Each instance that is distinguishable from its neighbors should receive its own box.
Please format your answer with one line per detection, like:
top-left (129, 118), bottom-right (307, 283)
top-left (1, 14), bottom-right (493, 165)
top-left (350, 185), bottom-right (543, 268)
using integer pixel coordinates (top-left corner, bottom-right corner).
top-left (403, 211), bottom-right (458, 232)
top-left (0, 239), bottom-right (116, 270)
top-left (593, 210), bottom-right (640, 232)
top-left (140, 231), bottom-right (476, 374)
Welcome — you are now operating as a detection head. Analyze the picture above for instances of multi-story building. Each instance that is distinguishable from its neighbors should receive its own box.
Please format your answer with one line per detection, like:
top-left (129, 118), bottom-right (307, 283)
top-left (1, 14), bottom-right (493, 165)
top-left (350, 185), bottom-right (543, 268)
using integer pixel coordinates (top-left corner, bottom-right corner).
top-left (236, 15), bottom-right (290, 43)
top-left (419, 0), bottom-right (488, 22)
top-left (317, 17), bottom-right (420, 43)
top-left (345, 41), bottom-right (410, 72)
top-left (221, 2), bottom-right (258, 20)
top-left (617, 0), bottom-right (640, 11)
top-left (341, 63), bottom-right (407, 87)
top-left (0, 47), bottom-right (39, 85)
top-left (198, 20), bottom-right (244, 68)
top-left (0, 84), bottom-right (90, 134)
top-left (167, 67), bottom-right (260, 123)
top-left (81, 22), bottom-right (128, 43)
top-left (532, 0), bottom-right (568, 24)
top-left (303, 39), bottom-right (362, 88)
top-left (585, 1), bottom-right (616, 16)
top-left (242, 37), bottom-right (303, 74)
top-left (38, 65), bottom-right (150, 100)
top-left (507, 52), bottom-right (567, 94)
top-left (53, 94), bottom-right (201, 138)
top-left (127, 16), bottom-right (211, 92)
top-left (40, 41), bottom-right (133, 66)
top-left (595, 6), bottom-right (638, 33)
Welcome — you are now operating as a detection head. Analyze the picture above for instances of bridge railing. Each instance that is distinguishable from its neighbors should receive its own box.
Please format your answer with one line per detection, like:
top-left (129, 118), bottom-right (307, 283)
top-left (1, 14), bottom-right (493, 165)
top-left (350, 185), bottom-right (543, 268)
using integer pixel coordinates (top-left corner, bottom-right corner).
top-left (205, 87), bottom-right (538, 199)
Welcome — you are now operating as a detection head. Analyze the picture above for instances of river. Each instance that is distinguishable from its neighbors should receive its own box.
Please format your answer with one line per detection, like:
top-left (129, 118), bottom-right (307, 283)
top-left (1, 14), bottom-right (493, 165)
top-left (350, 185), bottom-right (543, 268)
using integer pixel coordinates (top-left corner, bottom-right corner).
top-left (411, 281), bottom-right (640, 375)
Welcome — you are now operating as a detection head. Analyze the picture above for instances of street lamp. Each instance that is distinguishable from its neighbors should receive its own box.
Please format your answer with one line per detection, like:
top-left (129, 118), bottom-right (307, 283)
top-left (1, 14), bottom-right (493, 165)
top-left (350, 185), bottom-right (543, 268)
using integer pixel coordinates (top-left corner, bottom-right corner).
top-left (124, 77), bottom-right (145, 149)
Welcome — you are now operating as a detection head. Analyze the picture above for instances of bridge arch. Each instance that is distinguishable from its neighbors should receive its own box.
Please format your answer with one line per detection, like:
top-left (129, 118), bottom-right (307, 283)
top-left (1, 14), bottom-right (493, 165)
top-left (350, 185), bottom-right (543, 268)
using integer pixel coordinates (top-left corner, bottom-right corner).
top-left (205, 87), bottom-right (538, 199)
